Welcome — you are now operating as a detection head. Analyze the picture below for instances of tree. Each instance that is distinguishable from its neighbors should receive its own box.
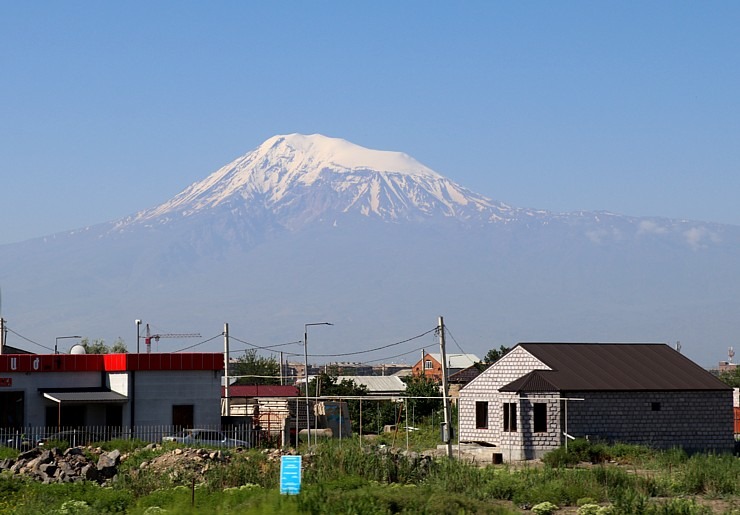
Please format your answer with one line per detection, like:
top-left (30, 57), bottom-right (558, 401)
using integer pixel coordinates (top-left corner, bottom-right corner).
top-left (79, 337), bottom-right (127, 354)
top-left (231, 349), bottom-right (280, 385)
top-left (402, 375), bottom-right (442, 420)
top-left (484, 345), bottom-right (511, 364)
top-left (81, 338), bottom-right (110, 354)
top-left (471, 345), bottom-right (512, 371)
top-left (718, 367), bottom-right (740, 388)
top-left (111, 338), bottom-right (128, 354)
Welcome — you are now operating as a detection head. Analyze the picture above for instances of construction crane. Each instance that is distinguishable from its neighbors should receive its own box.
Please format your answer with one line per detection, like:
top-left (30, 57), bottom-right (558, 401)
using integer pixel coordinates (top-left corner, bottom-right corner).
top-left (143, 323), bottom-right (201, 354)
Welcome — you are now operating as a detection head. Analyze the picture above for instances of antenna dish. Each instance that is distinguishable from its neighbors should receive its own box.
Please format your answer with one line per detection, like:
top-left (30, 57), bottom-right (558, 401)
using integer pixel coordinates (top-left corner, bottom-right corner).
top-left (729, 347), bottom-right (735, 363)
top-left (70, 344), bottom-right (87, 355)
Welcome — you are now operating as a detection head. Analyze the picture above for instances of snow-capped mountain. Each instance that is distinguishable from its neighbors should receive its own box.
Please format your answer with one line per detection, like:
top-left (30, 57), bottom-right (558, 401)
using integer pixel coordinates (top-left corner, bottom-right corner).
top-left (1, 134), bottom-right (739, 365)
top-left (124, 133), bottom-right (517, 229)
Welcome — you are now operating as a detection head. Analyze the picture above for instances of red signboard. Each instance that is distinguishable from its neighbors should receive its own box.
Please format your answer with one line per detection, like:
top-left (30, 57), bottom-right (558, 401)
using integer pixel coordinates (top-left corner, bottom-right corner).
top-left (0, 353), bottom-right (223, 373)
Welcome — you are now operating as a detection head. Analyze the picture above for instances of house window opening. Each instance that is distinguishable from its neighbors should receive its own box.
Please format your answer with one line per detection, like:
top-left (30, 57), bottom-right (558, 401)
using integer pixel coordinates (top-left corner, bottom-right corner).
top-left (533, 403), bottom-right (547, 433)
top-left (424, 360), bottom-right (433, 370)
top-left (503, 402), bottom-right (517, 432)
top-left (651, 402), bottom-right (661, 412)
top-left (475, 401), bottom-right (488, 429)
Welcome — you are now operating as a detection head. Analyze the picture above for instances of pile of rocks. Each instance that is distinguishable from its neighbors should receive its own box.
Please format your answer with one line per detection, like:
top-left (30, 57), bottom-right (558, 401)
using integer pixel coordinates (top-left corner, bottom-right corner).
top-left (136, 446), bottom-right (228, 481)
top-left (0, 447), bottom-right (121, 484)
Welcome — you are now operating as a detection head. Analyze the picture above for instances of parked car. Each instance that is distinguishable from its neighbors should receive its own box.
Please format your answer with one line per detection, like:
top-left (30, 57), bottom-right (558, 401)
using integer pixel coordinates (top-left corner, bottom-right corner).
top-left (37, 429), bottom-right (107, 448)
top-left (4, 432), bottom-right (42, 451)
top-left (162, 428), bottom-right (249, 448)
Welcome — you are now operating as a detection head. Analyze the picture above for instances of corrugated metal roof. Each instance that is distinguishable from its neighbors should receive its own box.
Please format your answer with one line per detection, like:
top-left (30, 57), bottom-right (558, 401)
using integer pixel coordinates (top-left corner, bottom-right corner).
top-left (336, 376), bottom-right (407, 393)
top-left (427, 353), bottom-right (480, 369)
top-left (501, 370), bottom-right (559, 392)
top-left (501, 343), bottom-right (729, 392)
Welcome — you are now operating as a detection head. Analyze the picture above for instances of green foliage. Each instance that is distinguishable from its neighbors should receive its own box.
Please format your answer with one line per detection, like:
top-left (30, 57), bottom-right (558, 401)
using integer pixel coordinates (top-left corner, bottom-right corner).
top-left (231, 349), bottom-right (280, 385)
top-left (484, 345), bottom-right (511, 365)
top-left (0, 440), bottom-right (737, 514)
top-left (204, 451), bottom-right (280, 489)
top-left (99, 438), bottom-right (149, 454)
top-left (532, 501), bottom-right (559, 514)
top-left (543, 438), bottom-right (610, 467)
top-left (402, 375), bottom-right (442, 420)
top-left (298, 480), bottom-right (516, 515)
top-left (0, 446), bottom-right (18, 460)
top-left (717, 366), bottom-right (740, 387)
top-left (80, 337), bottom-right (109, 354)
top-left (110, 338), bottom-right (127, 354)
top-left (79, 337), bottom-right (126, 354)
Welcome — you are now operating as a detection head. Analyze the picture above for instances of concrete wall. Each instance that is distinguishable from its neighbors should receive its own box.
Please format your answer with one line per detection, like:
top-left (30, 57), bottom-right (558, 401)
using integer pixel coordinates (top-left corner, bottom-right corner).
top-left (133, 370), bottom-right (222, 427)
top-left (458, 347), bottom-right (548, 445)
top-left (6, 371), bottom-right (103, 427)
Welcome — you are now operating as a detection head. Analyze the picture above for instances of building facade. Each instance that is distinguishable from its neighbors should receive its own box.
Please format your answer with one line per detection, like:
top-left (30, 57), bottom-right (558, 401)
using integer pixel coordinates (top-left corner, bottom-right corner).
top-left (459, 343), bottom-right (734, 461)
top-left (0, 353), bottom-right (223, 434)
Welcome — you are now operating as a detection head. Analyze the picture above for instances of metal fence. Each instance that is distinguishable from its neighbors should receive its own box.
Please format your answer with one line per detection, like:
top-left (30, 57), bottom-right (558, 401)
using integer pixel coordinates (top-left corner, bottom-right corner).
top-left (0, 423), bottom-right (263, 451)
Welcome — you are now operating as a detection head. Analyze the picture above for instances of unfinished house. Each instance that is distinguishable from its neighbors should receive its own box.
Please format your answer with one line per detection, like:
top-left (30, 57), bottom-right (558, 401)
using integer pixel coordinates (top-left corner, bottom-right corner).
top-left (459, 343), bottom-right (734, 461)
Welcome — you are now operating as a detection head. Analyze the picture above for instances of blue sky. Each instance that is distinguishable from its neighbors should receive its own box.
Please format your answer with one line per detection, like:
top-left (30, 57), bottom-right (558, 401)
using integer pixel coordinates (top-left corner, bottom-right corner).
top-left (1, 2), bottom-right (739, 245)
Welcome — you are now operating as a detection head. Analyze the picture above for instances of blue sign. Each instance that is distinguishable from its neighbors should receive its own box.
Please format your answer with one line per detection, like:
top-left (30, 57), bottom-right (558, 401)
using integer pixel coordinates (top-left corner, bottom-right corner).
top-left (280, 455), bottom-right (302, 495)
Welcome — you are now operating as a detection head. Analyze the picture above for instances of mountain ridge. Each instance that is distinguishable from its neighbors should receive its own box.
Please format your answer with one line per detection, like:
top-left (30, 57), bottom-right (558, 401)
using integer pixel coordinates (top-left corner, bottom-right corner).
top-left (1, 134), bottom-right (738, 365)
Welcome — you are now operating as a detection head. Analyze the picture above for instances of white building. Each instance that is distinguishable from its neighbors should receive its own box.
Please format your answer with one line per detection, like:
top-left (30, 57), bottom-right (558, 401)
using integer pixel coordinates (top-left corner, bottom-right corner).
top-left (0, 352), bottom-right (223, 434)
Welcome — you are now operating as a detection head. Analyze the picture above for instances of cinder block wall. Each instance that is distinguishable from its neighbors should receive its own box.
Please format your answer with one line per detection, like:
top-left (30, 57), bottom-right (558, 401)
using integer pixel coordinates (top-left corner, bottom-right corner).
top-left (459, 347), bottom-right (548, 445)
top-left (565, 390), bottom-right (735, 453)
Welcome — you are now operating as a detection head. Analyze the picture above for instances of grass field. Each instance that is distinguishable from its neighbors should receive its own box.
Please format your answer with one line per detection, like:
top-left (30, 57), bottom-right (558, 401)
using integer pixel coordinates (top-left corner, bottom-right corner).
top-left (0, 430), bottom-right (737, 514)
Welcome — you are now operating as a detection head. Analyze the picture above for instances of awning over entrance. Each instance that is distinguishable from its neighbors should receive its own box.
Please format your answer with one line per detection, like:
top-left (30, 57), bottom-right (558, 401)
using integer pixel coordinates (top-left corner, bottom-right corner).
top-left (40, 388), bottom-right (128, 404)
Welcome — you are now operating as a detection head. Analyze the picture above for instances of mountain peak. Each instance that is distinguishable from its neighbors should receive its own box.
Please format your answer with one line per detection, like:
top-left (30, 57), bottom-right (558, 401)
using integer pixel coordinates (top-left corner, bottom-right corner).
top-left (129, 133), bottom-right (509, 227)
top-left (258, 134), bottom-right (442, 178)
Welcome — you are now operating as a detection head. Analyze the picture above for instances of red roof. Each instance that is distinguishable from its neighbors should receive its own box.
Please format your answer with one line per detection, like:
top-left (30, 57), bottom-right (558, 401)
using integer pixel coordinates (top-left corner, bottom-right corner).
top-left (222, 385), bottom-right (299, 398)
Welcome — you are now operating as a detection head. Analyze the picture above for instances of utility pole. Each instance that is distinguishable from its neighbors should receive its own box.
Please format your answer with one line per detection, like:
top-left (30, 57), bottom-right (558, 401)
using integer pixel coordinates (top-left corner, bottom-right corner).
top-left (279, 351), bottom-right (284, 385)
top-left (438, 316), bottom-right (453, 458)
top-left (224, 323), bottom-right (230, 418)
top-left (0, 318), bottom-right (5, 355)
top-left (421, 348), bottom-right (425, 377)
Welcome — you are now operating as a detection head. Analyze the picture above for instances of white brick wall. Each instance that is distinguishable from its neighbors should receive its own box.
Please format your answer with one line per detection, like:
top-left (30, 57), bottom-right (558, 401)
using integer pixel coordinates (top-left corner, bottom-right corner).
top-left (459, 347), bottom-right (548, 445)
top-left (458, 347), bottom-right (735, 459)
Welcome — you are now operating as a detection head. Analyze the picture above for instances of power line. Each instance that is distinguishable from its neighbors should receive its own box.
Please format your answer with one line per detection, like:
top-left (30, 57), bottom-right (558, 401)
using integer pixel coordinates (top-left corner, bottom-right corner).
top-left (308, 327), bottom-right (437, 358)
top-left (4, 326), bottom-right (54, 352)
top-left (173, 333), bottom-right (224, 353)
top-left (443, 324), bottom-right (470, 357)
top-left (228, 335), bottom-right (303, 354)
top-left (357, 344), bottom-right (428, 365)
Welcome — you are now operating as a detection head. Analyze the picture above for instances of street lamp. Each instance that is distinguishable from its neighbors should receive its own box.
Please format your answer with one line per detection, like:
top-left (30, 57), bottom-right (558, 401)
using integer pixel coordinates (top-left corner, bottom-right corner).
top-left (135, 320), bottom-right (141, 354)
top-left (303, 322), bottom-right (332, 450)
top-left (55, 335), bottom-right (82, 354)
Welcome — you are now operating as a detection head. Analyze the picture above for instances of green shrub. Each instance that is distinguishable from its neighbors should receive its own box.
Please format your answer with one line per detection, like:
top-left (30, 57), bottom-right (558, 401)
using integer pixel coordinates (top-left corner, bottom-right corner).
top-left (531, 501), bottom-right (559, 514)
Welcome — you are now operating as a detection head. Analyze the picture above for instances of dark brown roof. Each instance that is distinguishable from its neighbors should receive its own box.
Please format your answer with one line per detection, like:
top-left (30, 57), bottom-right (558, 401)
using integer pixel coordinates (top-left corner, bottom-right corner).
top-left (500, 343), bottom-right (729, 392)
top-left (449, 365), bottom-right (482, 384)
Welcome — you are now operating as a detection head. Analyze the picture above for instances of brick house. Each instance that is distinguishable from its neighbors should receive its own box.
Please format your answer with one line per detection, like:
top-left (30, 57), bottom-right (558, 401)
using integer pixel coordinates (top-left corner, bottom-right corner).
top-left (459, 343), bottom-right (734, 461)
top-left (412, 353), bottom-right (479, 381)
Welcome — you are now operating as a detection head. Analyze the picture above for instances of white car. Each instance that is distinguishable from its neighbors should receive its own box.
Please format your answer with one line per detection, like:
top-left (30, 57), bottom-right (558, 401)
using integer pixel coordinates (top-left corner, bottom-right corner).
top-left (162, 429), bottom-right (249, 448)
